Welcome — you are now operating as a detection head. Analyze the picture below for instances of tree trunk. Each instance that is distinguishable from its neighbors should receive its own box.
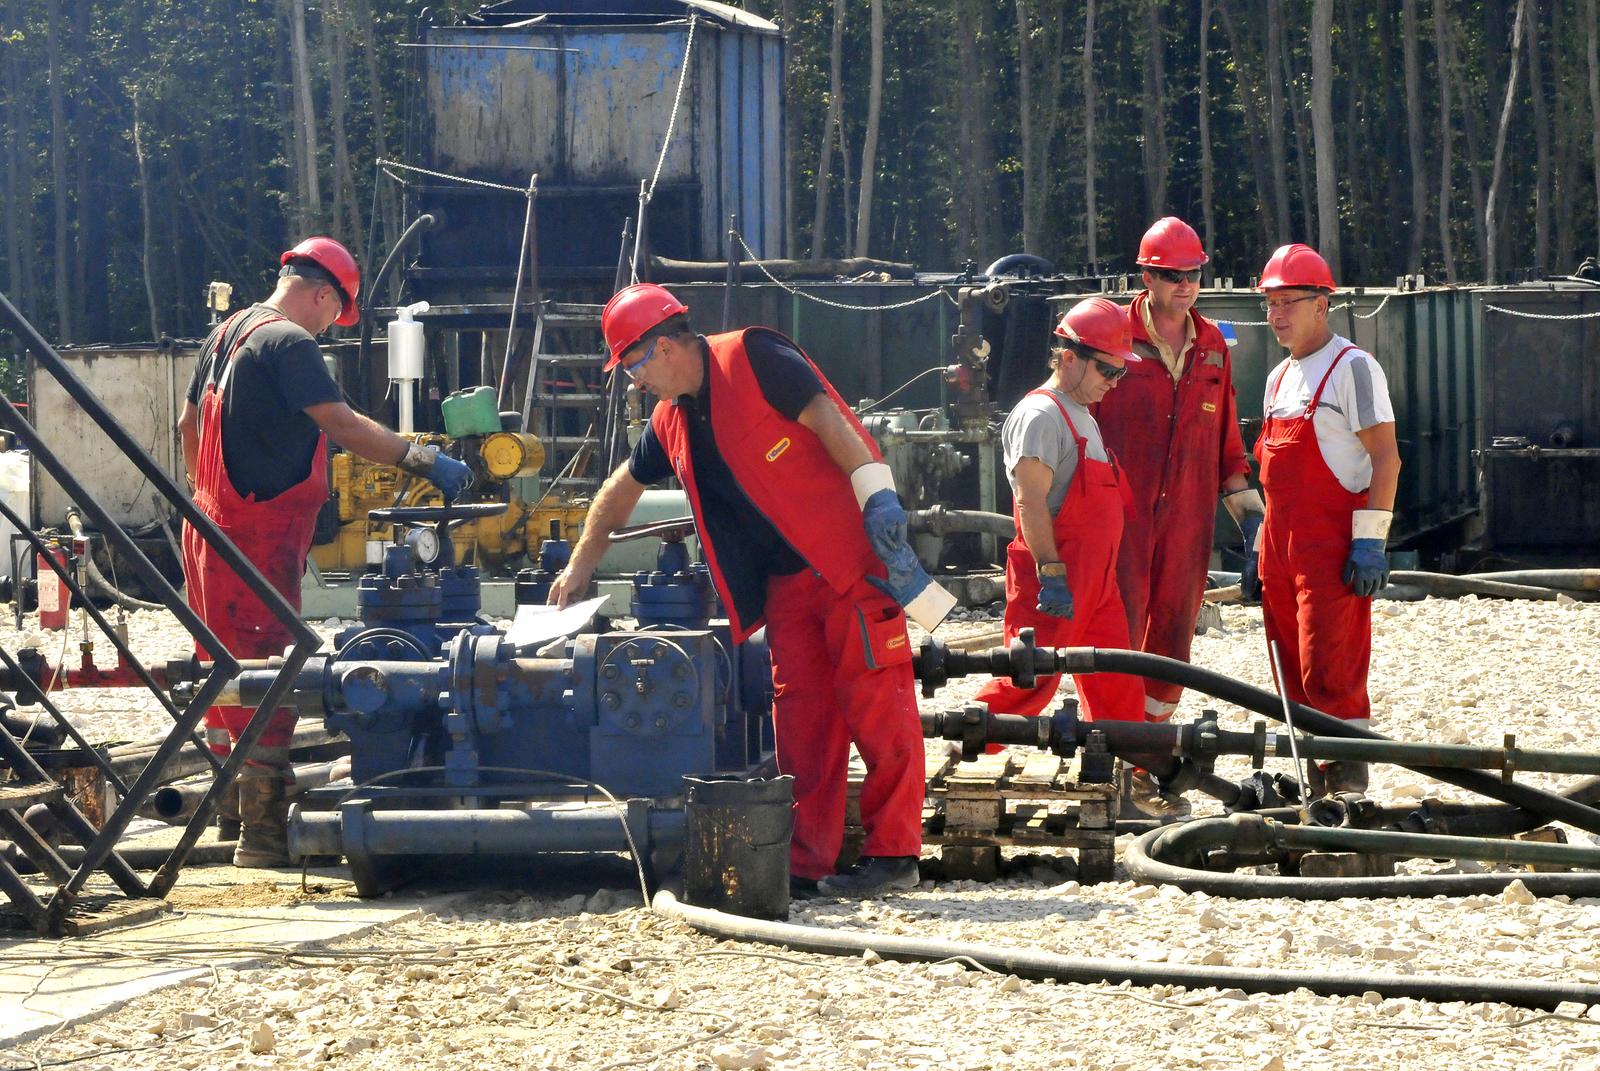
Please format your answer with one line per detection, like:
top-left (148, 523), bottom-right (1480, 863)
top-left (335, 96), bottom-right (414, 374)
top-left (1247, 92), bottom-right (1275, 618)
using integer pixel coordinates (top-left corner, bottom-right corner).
top-left (284, 0), bottom-right (322, 232)
top-left (838, 101), bottom-right (855, 256)
top-left (1549, 0), bottom-right (1574, 271)
top-left (1198, 0), bottom-right (1215, 281)
top-left (130, 91), bottom-right (161, 340)
top-left (1449, 22), bottom-right (1490, 277)
top-left (1264, 0), bottom-right (1291, 240)
top-left (1342, 0), bottom-right (1372, 282)
top-left (1311, 0), bottom-right (1338, 272)
top-left (1215, 0), bottom-right (1275, 248)
top-left (1280, 16), bottom-right (1315, 240)
top-left (1433, 0), bottom-right (1459, 284)
top-left (1142, 0), bottom-right (1167, 216)
top-left (1401, 0), bottom-right (1427, 273)
top-left (47, 0), bottom-right (73, 342)
top-left (1522, 0), bottom-right (1550, 274)
top-left (1017, 0), bottom-right (1037, 252)
top-left (853, 0), bottom-right (882, 257)
top-left (1485, 0), bottom-right (1527, 283)
top-left (72, 0), bottom-right (105, 341)
top-left (1082, 0), bottom-right (1099, 264)
top-left (1588, 0), bottom-right (1600, 262)
top-left (325, 0), bottom-right (362, 254)
top-left (780, 0), bottom-right (797, 257)
top-left (2, 25), bottom-right (33, 320)
top-left (810, 0), bottom-right (844, 258)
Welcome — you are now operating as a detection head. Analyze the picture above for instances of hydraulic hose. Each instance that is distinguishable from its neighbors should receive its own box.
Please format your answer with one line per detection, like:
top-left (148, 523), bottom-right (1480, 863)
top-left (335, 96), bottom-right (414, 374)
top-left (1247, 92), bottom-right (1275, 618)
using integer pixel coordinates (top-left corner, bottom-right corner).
top-left (1127, 814), bottom-right (1600, 901)
top-left (906, 507), bottom-right (1015, 540)
top-left (1062, 647), bottom-right (1600, 835)
top-left (64, 508), bottom-right (165, 611)
top-left (1463, 569), bottom-right (1600, 592)
top-left (356, 213), bottom-right (440, 377)
top-left (651, 886), bottom-right (1600, 1009)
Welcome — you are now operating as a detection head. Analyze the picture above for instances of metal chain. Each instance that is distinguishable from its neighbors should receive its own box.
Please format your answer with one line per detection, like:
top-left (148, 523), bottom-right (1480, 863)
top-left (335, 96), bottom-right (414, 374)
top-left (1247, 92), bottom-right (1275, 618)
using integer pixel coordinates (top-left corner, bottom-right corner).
top-left (1218, 296), bottom-right (1393, 329)
top-left (375, 157), bottom-right (527, 194)
top-left (1484, 303), bottom-right (1600, 320)
top-left (731, 230), bottom-right (951, 311)
top-left (645, 16), bottom-right (697, 204)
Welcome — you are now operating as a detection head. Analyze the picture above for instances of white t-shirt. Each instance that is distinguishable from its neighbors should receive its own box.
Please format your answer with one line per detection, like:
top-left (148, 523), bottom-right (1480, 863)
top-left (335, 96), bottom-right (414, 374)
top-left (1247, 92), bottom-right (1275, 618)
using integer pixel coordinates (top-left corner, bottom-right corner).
top-left (1262, 334), bottom-right (1395, 493)
top-left (1002, 388), bottom-right (1109, 513)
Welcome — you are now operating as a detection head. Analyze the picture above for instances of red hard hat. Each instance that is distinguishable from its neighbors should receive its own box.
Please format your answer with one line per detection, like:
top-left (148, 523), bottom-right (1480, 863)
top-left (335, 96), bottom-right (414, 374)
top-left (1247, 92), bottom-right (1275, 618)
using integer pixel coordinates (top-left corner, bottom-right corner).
top-left (1054, 297), bottom-right (1138, 362)
top-left (282, 236), bottom-right (361, 326)
top-left (601, 283), bottom-right (689, 369)
top-left (1136, 216), bottom-right (1208, 269)
top-left (1258, 243), bottom-right (1336, 293)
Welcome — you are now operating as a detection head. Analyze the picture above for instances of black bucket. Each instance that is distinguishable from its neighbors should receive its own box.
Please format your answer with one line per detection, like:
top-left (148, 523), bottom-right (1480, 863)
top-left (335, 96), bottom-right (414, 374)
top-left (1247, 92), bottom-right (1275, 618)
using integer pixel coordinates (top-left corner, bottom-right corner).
top-left (682, 775), bottom-right (794, 920)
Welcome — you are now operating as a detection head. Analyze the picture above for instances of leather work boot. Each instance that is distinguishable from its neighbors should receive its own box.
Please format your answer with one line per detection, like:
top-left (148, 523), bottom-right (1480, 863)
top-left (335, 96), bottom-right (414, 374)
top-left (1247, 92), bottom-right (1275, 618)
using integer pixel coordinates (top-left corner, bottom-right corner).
top-left (816, 856), bottom-right (919, 898)
top-left (1307, 760), bottom-right (1369, 798)
top-left (1121, 767), bottom-right (1192, 821)
top-left (233, 766), bottom-right (293, 868)
top-left (216, 778), bottom-right (242, 842)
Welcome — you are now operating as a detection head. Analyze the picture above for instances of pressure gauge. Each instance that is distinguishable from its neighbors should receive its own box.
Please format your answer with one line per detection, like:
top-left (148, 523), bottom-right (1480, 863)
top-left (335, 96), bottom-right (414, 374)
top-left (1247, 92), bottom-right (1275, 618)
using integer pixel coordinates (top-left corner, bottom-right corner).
top-left (405, 526), bottom-right (442, 566)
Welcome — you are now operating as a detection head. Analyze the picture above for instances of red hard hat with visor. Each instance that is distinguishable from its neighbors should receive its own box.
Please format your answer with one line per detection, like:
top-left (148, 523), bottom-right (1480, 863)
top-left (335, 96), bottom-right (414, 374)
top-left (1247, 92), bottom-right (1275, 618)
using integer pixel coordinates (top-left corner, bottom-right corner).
top-left (601, 284), bottom-right (690, 371)
top-left (281, 236), bottom-right (362, 327)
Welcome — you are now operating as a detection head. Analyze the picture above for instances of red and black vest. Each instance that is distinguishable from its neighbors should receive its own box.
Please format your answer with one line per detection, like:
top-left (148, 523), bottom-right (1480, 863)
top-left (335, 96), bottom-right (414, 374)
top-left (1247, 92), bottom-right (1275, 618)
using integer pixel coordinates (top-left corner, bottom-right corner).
top-left (650, 329), bottom-right (882, 641)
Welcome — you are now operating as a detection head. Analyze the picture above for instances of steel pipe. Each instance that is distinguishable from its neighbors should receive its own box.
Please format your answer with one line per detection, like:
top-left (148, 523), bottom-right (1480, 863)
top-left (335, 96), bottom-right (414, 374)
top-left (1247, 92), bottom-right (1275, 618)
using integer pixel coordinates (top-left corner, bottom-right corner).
top-left (290, 806), bottom-right (685, 859)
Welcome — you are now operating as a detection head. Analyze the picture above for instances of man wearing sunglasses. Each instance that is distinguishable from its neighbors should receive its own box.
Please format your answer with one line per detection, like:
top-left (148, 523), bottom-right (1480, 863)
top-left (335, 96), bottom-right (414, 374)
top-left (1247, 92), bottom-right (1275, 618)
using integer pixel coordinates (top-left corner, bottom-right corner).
top-left (1091, 216), bottom-right (1255, 817)
top-left (549, 284), bottom-right (955, 900)
top-left (1249, 243), bottom-right (1401, 798)
top-left (178, 235), bottom-right (471, 867)
top-left (973, 298), bottom-right (1168, 781)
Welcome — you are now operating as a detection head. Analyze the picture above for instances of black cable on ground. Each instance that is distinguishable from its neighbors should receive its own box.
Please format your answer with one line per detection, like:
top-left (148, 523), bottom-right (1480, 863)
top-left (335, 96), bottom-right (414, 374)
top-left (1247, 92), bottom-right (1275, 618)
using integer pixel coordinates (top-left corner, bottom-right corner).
top-left (1125, 815), bottom-right (1600, 900)
top-left (650, 886), bottom-right (1600, 1010)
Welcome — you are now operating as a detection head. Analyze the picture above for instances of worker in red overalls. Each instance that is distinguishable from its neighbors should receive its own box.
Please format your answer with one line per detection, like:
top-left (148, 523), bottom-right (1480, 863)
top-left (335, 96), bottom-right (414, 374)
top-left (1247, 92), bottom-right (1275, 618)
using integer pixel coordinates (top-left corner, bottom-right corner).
top-left (549, 284), bottom-right (956, 899)
top-left (1094, 219), bottom-right (1258, 768)
top-left (973, 297), bottom-right (1184, 818)
top-left (179, 237), bottom-right (471, 866)
top-left (1244, 244), bottom-right (1401, 797)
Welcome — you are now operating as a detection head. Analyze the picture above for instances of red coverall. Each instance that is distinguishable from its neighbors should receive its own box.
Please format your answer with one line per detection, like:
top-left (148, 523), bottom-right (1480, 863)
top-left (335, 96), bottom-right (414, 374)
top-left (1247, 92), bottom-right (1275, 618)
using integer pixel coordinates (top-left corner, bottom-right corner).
top-left (974, 390), bottom-right (1144, 722)
top-left (181, 311), bottom-right (328, 766)
top-left (1256, 347), bottom-right (1372, 720)
top-left (650, 330), bottom-right (925, 881)
top-left (1093, 292), bottom-right (1248, 717)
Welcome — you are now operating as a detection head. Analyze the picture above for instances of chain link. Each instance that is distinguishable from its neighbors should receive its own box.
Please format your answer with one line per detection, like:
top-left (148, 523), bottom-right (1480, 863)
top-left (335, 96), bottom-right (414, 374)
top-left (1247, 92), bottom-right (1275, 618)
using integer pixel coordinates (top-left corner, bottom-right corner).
top-left (645, 16), bottom-right (697, 205)
top-left (1218, 295), bottom-right (1394, 329)
top-left (1484, 303), bottom-right (1600, 320)
top-left (375, 157), bottom-right (527, 194)
top-left (730, 231), bottom-right (952, 311)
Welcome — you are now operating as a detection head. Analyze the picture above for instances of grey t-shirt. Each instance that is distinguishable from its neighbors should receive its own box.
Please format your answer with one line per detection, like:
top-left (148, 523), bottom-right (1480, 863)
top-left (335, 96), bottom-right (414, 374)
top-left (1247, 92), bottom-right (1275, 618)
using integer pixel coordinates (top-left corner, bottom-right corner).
top-left (1001, 388), bottom-right (1109, 513)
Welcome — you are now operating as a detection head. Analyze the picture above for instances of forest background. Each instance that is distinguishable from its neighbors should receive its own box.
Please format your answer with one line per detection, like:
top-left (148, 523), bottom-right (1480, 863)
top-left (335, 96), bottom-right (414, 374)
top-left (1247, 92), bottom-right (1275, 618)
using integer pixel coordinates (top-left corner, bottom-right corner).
top-left (0, 0), bottom-right (1597, 356)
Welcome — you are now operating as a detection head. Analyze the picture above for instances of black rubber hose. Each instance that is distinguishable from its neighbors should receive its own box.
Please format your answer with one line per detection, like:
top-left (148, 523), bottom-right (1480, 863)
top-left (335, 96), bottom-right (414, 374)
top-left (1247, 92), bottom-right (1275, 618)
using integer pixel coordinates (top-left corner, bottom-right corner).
top-left (1066, 647), bottom-right (1600, 835)
top-left (82, 554), bottom-right (165, 612)
top-left (1126, 815), bottom-right (1600, 901)
top-left (356, 213), bottom-right (440, 378)
top-left (906, 507), bottom-right (1015, 539)
top-left (651, 886), bottom-right (1600, 1009)
top-left (1462, 569), bottom-right (1600, 592)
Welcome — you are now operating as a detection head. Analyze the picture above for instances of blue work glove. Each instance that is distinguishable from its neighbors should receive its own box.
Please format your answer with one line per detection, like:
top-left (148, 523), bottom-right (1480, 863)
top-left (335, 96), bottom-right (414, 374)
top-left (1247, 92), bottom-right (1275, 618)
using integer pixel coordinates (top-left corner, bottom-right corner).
top-left (1342, 509), bottom-right (1393, 598)
top-left (401, 443), bottom-right (474, 504)
top-left (1239, 512), bottom-right (1264, 603)
top-left (866, 539), bottom-right (937, 609)
top-left (1036, 568), bottom-right (1073, 619)
top-left (861, 488), bottom-right (910, 565)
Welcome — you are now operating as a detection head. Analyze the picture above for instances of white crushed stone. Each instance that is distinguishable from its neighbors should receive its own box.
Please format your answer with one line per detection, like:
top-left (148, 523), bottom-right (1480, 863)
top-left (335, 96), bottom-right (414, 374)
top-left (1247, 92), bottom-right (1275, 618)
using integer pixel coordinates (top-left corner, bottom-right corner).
top-left (3, 596), bottom-right (1600, 1070)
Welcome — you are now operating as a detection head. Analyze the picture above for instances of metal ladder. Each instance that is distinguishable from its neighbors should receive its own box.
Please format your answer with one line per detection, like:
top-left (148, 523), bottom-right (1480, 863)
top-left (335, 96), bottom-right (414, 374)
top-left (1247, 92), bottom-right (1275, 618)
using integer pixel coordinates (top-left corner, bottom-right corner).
top-left (0, 726), bottom-right (149, 933)
top-left (520, 302), bottom-right (616, 493)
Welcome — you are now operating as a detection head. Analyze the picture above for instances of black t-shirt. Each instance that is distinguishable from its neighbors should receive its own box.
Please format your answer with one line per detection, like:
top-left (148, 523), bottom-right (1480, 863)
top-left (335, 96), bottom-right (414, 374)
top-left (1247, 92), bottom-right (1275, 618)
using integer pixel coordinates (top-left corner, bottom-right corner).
top-left (628, 331), bottom-right (826, 625)
top-left (185, 305), bottom-right (343, 501)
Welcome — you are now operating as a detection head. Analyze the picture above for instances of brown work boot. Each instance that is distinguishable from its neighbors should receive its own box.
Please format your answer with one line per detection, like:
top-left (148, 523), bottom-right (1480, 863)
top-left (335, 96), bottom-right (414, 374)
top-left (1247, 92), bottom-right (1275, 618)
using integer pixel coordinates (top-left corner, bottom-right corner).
top-left (1121, 767), bottom-right (1192, 821)
top-left (233, 766), bottom-right (292, 868)
top-left (216, 778), bottom-right (242, 842)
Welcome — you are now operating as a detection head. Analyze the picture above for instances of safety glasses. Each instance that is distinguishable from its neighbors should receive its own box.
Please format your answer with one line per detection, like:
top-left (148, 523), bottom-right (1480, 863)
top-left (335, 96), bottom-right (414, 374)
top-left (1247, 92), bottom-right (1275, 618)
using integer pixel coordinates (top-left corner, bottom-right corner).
top-left (621, 338), bottom-right (661, 382)
top-left (1261, 294), bottom-right (1321, 315)
top-left (1150, 267), bottom-right (1202, 284)
top-left (1089, 356), bottom-right (1129, 383)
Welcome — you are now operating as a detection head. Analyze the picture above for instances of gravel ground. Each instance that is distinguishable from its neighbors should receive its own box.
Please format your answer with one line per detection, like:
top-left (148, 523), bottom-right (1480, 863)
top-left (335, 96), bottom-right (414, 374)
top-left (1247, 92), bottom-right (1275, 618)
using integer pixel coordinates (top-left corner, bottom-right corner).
top-left (5, 596), bottom-right (1600, 1071)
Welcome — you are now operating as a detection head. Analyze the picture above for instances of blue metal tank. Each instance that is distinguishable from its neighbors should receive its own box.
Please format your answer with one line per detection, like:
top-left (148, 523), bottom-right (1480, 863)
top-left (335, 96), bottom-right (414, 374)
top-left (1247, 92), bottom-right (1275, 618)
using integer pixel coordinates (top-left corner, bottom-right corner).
top-left (408, 0), bottom-right (785, 294)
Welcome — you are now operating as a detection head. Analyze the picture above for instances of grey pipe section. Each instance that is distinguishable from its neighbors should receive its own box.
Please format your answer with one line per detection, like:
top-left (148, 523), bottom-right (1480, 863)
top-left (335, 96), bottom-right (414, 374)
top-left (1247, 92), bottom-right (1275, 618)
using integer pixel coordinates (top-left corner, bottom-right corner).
top-left (144, 760), bottom-right (349, 823)
top-left (1463, 569), bottom-right (1600, 592)
top-left (907, 507), bottom-right (1015, 540)
top-left (290, 807), bottom-right (685, 859)
top-left (1387, 570), bottom-right (1598, 602)
top-left (651, 886), bottom-right (1600, 1009)
top-left (1126, 815), bottom-right (1600, 900)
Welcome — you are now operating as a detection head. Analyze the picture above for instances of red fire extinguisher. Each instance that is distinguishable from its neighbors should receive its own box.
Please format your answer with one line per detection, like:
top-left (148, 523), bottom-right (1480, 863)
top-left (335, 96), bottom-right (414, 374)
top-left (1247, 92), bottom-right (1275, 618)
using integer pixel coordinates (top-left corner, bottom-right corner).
top-left (37, 540), bottom-right (69, 631)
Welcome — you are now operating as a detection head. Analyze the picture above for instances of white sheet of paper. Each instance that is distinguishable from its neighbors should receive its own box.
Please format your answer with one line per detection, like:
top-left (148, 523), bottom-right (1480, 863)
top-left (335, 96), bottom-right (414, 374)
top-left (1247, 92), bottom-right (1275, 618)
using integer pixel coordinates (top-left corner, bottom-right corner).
top-left (506, 595), bottom-right (611, 650)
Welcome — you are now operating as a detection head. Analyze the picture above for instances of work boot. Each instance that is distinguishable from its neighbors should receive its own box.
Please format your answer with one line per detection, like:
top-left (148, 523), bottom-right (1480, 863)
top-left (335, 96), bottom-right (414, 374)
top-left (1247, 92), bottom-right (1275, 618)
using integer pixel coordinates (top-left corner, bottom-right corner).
top-left (216, 779), bottom-right (241, 842)
top-left (816, 856), bottom-right (919, 898)
top-left (233, 766), bottom-right (292, 868)
top-left (790, 875), bottom-right (822, 900)
top-left (1307, 761), bottom-right (1369, 798)
top-left (1121, 767), bottom-right (1192, 821)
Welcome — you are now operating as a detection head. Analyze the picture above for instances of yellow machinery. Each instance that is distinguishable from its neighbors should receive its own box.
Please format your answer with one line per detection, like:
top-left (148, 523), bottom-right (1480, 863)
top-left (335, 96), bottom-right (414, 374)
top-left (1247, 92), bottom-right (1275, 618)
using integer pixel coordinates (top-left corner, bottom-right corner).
top-left (311, 430), bottom-right (592, 574)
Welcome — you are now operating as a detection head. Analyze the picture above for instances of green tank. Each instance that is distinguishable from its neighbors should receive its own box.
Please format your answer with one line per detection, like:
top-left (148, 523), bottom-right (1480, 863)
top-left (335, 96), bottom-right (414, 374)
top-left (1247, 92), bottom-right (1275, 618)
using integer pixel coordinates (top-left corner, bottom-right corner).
top-left (440, 385), bottom-right (502, 438)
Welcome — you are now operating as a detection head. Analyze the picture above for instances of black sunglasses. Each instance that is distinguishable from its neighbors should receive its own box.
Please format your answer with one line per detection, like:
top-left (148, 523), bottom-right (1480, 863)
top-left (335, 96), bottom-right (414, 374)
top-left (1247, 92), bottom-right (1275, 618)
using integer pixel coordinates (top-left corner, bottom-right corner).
top-left (1149, 267), bottom-right (1202, 284)
top-left (1089, 356), bottom-right (1129, 382)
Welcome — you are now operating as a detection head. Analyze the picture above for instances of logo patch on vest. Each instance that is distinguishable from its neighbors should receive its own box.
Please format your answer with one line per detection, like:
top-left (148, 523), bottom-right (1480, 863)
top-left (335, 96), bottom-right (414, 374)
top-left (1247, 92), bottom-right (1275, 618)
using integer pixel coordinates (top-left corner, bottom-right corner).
top-left (1202, 402), bottom-right (1218, 413)
top-left (765, 437), bottom-right (791, 462)
top-left (886, 634), bottom-right (906, 650)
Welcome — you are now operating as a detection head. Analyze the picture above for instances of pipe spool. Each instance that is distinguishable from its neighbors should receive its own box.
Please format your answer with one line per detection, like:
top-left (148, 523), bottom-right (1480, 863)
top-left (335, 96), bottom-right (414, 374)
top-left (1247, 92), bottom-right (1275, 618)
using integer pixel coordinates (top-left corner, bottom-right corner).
top-left (142, 759), bottom-right (350, 823)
